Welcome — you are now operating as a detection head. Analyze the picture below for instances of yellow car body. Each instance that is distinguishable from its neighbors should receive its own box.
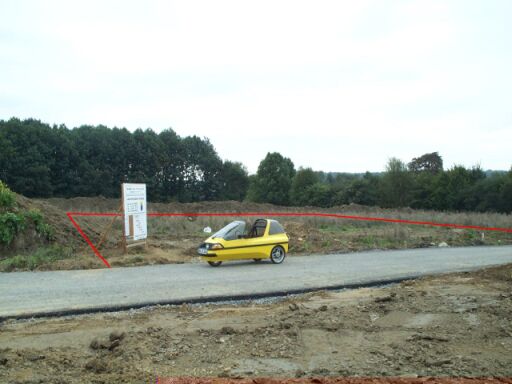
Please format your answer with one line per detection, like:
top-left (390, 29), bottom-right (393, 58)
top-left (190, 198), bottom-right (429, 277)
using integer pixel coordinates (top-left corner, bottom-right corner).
top-left (198, 219), bottom-right (289, 266)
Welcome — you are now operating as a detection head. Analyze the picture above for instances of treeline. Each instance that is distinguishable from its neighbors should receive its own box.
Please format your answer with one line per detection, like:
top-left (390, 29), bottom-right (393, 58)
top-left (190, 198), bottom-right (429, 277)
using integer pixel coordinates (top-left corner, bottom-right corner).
top-left (1, 118), bottom-right (511, 213)
top-left (248, 152), bottom-right (512, 213)
top-left (0, 118), bottom-right (248, 201)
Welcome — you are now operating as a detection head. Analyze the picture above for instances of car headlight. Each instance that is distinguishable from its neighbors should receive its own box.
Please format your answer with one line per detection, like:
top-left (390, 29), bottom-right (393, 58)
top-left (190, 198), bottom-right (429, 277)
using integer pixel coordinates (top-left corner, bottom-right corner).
top-left (210, 243), bottom-right (224, 250)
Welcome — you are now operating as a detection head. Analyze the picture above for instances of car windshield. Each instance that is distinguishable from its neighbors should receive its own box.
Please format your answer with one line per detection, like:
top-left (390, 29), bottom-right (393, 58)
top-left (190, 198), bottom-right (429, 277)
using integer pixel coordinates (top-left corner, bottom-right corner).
top-left (211, 221), bottom-right (246, 240)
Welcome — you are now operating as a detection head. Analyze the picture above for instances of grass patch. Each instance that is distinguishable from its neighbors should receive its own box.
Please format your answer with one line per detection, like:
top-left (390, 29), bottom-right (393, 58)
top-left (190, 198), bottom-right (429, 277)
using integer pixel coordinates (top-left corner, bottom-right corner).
top-left (0, 245), bottom-right (74, 272)
top-left (318, 223), bottom-right (360, 233)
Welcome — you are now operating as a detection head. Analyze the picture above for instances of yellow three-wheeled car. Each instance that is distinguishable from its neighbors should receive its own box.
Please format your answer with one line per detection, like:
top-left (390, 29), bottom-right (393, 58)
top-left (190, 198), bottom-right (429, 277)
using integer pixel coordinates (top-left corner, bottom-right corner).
top-left (197, 219), bottom-right (289, 267)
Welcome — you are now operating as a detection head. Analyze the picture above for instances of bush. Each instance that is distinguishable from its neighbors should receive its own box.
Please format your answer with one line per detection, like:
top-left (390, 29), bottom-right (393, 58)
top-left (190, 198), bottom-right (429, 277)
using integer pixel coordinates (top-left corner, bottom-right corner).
top-left (0, 181), bottom-right (55, 245)
top-left (0, 180), bottom-right (16, 209)
top-left (24, 209), bottom-right (55, 240)
top-left (0, 212), bottom-right (26, 245)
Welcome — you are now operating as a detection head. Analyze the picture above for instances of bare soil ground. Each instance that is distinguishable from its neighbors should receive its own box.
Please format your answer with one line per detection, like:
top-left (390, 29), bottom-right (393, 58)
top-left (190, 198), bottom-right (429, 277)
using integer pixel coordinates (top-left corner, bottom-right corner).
top-left (157, 379), bottom-right (512, 384)
top-left (1, 264), bottom-right (511, 383)
top-left (2, 197), bottom-right (511, 271)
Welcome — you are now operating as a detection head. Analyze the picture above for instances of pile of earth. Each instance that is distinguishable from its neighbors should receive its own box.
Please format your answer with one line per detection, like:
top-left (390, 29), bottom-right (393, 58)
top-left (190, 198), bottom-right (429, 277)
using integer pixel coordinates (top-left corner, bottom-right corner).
top-left (15, 194), bottom-right (83, 248)
top-left (0, 193), bottom-right (84, 258)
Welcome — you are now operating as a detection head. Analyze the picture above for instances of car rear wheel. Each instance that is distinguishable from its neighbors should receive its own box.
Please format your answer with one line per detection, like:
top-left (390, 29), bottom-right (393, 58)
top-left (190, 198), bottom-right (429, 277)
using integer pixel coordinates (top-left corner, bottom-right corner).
top-left (208, 261), bottom-right (222, 267)
top-left (270, 246), bottom-right (286, 264)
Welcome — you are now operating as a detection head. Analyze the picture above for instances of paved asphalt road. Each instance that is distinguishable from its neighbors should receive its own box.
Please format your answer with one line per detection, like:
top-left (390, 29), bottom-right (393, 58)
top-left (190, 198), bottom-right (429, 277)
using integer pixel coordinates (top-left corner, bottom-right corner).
top-left (2, 246), bottom-right (512, 319)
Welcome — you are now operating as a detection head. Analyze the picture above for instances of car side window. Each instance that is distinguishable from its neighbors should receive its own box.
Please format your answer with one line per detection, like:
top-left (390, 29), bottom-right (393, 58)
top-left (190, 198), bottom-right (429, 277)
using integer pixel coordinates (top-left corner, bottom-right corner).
top-left (249, 220), bottom-right (267, 238)
top-left (269, 221), bottom-right (285, 235)
top-left (224, 222), bottom-right (246, 240)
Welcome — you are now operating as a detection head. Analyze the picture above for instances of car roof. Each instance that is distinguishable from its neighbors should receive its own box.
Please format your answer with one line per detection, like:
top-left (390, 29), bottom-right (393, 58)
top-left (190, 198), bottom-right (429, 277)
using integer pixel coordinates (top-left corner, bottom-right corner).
top-left (231, 219), bottom-right (281, 224)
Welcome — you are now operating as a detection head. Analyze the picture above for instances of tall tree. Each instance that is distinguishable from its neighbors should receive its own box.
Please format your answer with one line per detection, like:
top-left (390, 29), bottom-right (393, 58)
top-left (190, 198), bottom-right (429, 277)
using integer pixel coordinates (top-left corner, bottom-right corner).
top-left (290, 167), bottom-right (318, 206)
top-left (159, 128), bottom-right (183, 201)
top-left (0, 118), bottom-right (54, 197)
top-left (219, 161), bottom-right (249, 201)
top-left (431, 165), bottom-right (485, 211)
top-left (178, 136), bottom-right (223, 202)
top-left (248, 152), bottom-right (295, 205)
top-left (408, 152), bottom-right (443, 174)
top-left (380, 157), bottom-right (413, 207)
top-left (499, 167), bottom-right (512, 213)
top-left (333, 172), bottom-right (380, 206)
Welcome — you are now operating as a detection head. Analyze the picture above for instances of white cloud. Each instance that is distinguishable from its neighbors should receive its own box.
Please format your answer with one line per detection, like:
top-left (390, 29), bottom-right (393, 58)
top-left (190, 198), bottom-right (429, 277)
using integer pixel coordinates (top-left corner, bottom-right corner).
top-left (0, 0), bottom-right (511, 173)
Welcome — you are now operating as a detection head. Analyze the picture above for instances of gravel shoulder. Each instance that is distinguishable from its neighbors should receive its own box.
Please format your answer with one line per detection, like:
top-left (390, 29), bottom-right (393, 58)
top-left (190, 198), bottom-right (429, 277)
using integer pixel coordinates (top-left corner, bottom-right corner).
top-left (1, 263), bottom-right (512, 382)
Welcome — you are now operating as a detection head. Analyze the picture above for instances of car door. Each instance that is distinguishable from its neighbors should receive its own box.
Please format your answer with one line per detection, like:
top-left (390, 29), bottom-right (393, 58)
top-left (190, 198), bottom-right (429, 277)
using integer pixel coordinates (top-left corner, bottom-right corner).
top-left (239, 220), bottom-right (271, 258)
top-left (218, 221), bottom-right (253, 259)
top-left (221, 220), bottom-right (270, 259)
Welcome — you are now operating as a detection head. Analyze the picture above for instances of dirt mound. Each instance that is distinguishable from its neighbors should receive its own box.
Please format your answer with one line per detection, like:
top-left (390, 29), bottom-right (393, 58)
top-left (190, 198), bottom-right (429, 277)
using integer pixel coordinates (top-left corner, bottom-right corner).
top-left (44, 197), bottom-right (296, 214)
top-left (43, 196), bottom-right (120, 213)
top-left (16, 194), bottom-right (83, 248)
top-left (0, 193), bottom-right (84, 259)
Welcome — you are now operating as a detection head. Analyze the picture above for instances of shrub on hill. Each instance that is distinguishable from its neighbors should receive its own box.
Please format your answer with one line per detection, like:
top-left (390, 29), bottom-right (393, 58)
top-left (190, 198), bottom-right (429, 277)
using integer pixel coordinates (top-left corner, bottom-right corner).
top-left (0, 181), bottom-right (54, 248)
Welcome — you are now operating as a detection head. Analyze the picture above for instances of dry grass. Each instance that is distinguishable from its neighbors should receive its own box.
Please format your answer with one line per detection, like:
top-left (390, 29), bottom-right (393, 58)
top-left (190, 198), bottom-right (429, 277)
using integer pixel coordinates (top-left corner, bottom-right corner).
top-left (43, 197), bottom-right (512, 229)
top-left (5, 198), bottom-right (505, 271)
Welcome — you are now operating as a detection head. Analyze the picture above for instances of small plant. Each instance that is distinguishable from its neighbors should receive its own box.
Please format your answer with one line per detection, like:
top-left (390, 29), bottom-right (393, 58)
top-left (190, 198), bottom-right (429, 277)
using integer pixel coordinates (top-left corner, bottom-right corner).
top-left (0, 180), bottom-right (16, 210)
top-left (24, 209), bottom-right (55, 240)
top-left (0, 182), bottom-right (55, 245)
top-left (0, 212), bottom-right (26, 245)
top-left (132, 255), bottom-right (144, 263)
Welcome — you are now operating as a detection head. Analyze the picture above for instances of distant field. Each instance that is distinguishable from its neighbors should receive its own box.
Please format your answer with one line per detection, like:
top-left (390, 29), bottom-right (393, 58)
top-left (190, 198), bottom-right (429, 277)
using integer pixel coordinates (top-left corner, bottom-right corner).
top-left (1, 196), bottom-right (511, 271)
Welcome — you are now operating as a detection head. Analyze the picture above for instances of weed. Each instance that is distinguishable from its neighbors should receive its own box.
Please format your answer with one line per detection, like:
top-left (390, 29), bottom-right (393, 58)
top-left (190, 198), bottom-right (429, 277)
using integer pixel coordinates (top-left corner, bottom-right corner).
top-left (0, 182), bottom-right (55, 245)
top-left (24, 209), bottom-right (55, 240)
top-left (322, 240), bottom-right (331, 248)
top-left (0, 245), bottom-right (74, 271)
top-left (0, 212), bottom-right (26, 245)
top-left (132, 255), bottom-right (144, 263)
top-left (0, 180), bottom-right (16, 209)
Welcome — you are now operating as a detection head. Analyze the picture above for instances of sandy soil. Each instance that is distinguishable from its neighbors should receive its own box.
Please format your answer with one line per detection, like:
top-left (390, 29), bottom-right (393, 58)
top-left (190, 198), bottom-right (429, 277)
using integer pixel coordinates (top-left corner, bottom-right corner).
top-left (157, 379), bottom-right (511, 384)
top-left (1, 264), bottom-right (511, 383)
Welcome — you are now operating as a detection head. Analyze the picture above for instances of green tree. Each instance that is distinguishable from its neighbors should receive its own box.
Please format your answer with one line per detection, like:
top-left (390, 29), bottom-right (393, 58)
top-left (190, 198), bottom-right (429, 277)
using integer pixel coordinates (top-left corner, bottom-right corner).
top-left (380, 157), bottom-right (413, 207)
top-left (0, 118), bottom-right (54, 197)
top-left (409, 171), bottom-right (437, 209)
top-left (178, 136), bottom-right (223, 202)
top-left (499, 167), bottom-right (512, 213)
top-left (431, 165), bottom-right (485, 211)
top-left (248, 152), bottom-right (295, 205)
top-left (290, 167), bottom-right (318, 206)
top-left (333, 172), bottom-right (380, 206)
top-left (302, 182), bottom-right (332, 207)
top-left (219, 161), bottom-right (249, 201)
top-left (408, 152), bottom-right (443, 174)
top-left (159, 128), bottom-right (184, 201)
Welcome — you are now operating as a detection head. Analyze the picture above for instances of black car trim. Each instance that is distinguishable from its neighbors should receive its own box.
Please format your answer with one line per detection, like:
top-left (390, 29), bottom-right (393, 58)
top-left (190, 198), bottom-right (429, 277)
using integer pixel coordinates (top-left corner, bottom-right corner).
top-left (214, 241), bottom-right (288, 251)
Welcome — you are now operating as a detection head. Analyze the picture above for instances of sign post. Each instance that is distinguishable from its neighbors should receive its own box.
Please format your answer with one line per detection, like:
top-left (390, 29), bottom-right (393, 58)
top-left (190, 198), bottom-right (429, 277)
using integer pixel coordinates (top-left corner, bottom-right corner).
top-left (121, 183), bottom-right (147, 252)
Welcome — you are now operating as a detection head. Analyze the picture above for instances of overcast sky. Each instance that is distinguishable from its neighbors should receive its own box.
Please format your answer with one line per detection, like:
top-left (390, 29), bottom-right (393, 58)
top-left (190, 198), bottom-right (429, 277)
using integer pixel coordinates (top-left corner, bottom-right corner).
top-left (1, 1), bottom-right (511, 173)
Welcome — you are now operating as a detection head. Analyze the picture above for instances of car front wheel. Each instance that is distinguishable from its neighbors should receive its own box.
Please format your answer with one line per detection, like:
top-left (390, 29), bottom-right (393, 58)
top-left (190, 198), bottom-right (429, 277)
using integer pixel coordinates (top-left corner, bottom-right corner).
top-left (208, 261), bottom-right (222, 267)
top-left (270, 246), bottom-right (286, 264)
